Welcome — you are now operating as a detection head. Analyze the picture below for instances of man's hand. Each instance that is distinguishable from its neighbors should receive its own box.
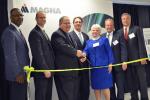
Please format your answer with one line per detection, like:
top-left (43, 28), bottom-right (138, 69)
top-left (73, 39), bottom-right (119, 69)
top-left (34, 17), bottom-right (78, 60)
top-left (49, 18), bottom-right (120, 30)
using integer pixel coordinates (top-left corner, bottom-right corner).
top-left (80, 56), bottom-right (86, 62)
top-left (122, 62), bottom-right (127, 71)
top-left (76, 50), bottom-right (83, 58)
top-left (16, 75), bottom-right (25, 84)
top-left (141, 60), bottom-right (147, 65)
top-left (44, 71), bottom-right (51, 78)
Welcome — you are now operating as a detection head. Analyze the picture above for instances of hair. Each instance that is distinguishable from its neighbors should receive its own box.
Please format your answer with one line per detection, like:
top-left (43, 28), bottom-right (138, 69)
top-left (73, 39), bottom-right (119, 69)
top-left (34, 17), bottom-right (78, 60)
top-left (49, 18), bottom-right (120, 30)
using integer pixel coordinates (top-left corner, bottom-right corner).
top-left (91, 24), bottom-right (101, 30)
top-left (59, 16), bottom-right (69, 25)
top-left (35, 11), bottom-right (45, 19)
top-left (10, 8), bottom-right (20, 16)
top-left (105, 18), bottom-right (114, 24)
top-left (121, 13), bottom-right (131, 18)
top-left (73, 16), bottom-right (83, 23)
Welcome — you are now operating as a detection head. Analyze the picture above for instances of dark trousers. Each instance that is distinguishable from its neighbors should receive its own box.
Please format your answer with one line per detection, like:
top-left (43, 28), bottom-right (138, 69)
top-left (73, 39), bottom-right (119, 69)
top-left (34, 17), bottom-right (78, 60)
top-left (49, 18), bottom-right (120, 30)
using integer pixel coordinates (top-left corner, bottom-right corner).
top-left (54, 75), bottom-right (79, 100)
top-left (8, 81), bottom-right (27, 100)
top-left (110, 69), bottom-right (125, 100)
top-left (78, 70), bottom-right (90, 100)
top-left (34, 77), bottom-right (53, 100)
top-left (128, 65), bottom-right (149, 100)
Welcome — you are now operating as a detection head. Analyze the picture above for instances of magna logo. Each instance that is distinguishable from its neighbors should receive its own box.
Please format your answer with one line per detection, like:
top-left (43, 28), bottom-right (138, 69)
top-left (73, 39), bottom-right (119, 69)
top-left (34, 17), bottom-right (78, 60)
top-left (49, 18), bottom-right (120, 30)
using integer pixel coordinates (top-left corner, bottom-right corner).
top-left (21, 4), bottom-right (61, 14)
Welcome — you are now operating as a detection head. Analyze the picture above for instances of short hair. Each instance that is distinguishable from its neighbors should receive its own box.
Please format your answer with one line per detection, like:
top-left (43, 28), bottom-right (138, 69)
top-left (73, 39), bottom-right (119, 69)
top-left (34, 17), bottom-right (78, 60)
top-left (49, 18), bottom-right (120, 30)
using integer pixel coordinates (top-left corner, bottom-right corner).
top-left (121, 13), bottom-right (131, 18)
top-left (105, 18), bottom-right (114, 24)
top-left (59, 16), bottom-right (68, 25)
top-left (35, 11), bottom-right (45, 19)
top-left (73, 16), bottom-right (83, 23)
top-left (10, 8), bottom-right (20, 16)
top-left (91, 24), bottom-right (101, 31)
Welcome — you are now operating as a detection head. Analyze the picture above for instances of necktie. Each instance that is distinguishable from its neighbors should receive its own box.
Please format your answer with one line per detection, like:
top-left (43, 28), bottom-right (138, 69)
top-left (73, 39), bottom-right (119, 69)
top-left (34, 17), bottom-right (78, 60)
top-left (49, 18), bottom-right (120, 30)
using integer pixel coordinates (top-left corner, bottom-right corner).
top-left (107, 33), bottom-right (111, 46)
top-left (19, 29), bottom-right (26, 42)
top-left (78, 32), bottom-right (84, 45)
top-left (107, 33), bottom-right (110, 39)
top-left (124, 27), bottom-right (128, 40)
top-left (19, 29), bottom-right (28, 48)
top-left (42, 30), bottom-right (49, 40)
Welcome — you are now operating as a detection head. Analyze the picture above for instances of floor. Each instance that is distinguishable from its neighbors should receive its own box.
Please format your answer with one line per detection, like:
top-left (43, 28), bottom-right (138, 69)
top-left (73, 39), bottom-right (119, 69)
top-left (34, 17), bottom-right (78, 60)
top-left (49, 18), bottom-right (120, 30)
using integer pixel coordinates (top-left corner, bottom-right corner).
top-left (28, 78), bottom-right (150, 100)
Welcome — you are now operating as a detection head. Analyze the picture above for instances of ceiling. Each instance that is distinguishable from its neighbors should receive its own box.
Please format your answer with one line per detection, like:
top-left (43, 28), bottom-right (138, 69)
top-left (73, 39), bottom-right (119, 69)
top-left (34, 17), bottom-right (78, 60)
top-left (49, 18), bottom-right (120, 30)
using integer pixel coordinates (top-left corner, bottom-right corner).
top-left (112, 0), bottom-right (150, 5)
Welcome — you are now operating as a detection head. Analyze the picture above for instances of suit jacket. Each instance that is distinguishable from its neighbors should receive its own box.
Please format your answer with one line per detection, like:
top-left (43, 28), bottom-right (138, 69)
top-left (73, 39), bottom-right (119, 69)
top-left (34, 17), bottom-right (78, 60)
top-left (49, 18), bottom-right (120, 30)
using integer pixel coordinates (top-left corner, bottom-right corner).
top-left (28, 25), bottom-right (55, 78)
top-left (102, 31), bottom-right (127, 71)
top-left (69, 31), bottom-right (89, 68)
top-left (118, 26), bottom-right (147, 65)
top-left (1, 24), bottom-right (30, 81)
top-left (51, 28), bottom-right (79, 76)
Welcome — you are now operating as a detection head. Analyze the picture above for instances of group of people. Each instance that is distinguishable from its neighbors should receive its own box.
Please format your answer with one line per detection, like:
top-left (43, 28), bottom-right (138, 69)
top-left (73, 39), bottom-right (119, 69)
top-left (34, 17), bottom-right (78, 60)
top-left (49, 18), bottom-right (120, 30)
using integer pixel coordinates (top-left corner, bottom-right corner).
top-left (1, 8), bottom-right (149, 100)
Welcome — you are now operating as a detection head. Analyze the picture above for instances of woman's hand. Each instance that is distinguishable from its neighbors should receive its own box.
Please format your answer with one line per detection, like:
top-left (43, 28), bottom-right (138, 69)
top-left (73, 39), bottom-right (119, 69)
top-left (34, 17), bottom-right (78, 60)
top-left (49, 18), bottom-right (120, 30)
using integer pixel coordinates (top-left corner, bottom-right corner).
top-left (108, 64), bottom-right (112, 73)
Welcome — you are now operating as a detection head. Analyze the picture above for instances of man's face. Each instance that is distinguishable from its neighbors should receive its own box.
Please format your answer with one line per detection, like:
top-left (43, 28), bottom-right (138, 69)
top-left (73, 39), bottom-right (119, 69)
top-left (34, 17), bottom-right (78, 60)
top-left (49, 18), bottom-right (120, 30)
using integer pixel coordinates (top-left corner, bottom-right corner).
top-left (36, 12), bottom-right (46, 27)
top-left (105, 20), bottom-right (114, 33)
top-left (73, 18), bottom-right (82, 31)
top-left (121, 15), bottom-right (131, 27)
top-left (60, 17), bottom-right (71, 33)
top-left (11, 9), bottom-right (23, 27)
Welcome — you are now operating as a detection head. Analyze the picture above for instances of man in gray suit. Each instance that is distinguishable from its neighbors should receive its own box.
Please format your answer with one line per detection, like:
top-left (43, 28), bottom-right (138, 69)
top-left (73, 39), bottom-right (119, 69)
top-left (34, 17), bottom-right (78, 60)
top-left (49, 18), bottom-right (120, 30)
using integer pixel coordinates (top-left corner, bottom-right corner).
top-left (1, 8), bottom-right (30, 100)
top-left (118, 13), bottom-right (148, 100)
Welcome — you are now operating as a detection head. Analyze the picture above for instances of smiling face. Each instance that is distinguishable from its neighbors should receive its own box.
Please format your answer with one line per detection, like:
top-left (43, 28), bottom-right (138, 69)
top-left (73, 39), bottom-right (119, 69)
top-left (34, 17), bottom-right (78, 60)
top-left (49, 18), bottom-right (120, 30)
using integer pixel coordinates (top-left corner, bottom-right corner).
top-left (91, 24), bottom-right (101, 38)
top-left (59, 16), bottom-right (71, 33)
top-left (36, 11), bottom-right (46, 27)
top-left (73, 17), bottom-right (83, 32)
top-left (105, 19), bottom-right (114, 33)
top-left (10, 8), bottom-right (24, 27)
top-left (121, 13), bottom-right (131, 27)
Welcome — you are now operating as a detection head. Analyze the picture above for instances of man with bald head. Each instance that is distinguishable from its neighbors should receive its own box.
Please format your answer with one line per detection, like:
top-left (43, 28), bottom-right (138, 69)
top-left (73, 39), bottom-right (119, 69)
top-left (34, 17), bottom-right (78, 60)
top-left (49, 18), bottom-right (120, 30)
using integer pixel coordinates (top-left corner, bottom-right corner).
top-left (51, 16), bottom-right (85, 100)
top-left (1, 8), bottom-right (30, 100)
top-left (28, 11), bottom-right (54, 100)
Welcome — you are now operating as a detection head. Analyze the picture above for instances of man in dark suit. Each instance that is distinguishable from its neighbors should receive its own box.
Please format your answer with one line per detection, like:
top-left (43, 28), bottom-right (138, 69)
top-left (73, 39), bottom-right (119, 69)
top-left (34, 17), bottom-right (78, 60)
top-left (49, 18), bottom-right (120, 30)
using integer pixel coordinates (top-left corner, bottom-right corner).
top-left (28, 11), bottom-right (54, 100)
top-left (51, 16), bottom-right (85, 100)
top-left (69, 16), bottom-right (90, 100)
top-left (118, 13), bottom-right (148, 100)
top-left (1, 8), bottom-right (30, 100)
top-left (102, 18), bottom-right (127, 100)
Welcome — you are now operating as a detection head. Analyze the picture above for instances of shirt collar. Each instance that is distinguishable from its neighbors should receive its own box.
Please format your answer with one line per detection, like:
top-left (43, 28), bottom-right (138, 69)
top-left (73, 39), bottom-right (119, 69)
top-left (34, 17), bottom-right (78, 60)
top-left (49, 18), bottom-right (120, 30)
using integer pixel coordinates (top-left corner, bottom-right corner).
top-left (123, 26), bottom-right (129, 30)
top-left (11, 22), bottom-right (20, 32)
top-left (106, 31), bottom-right (113, 36)
top-left (37, 24), bottom-right (45, 31)
top-left (74, 29), bottom-right (81, 34)
top-left (91, 36), bottom-right (100, 40)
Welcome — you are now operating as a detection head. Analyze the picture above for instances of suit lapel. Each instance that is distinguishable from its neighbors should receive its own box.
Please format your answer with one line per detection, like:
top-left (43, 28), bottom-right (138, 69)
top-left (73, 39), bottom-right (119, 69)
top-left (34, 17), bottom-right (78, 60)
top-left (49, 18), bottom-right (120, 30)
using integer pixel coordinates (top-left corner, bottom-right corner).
top-left (35, 25), bottom-right (47, 40)
top-left (72, 31), bottom-right (83, 47)
top-left (10, 24), bottom-right (28, 49)
top-left (111, 31), bottom-right (116, 47)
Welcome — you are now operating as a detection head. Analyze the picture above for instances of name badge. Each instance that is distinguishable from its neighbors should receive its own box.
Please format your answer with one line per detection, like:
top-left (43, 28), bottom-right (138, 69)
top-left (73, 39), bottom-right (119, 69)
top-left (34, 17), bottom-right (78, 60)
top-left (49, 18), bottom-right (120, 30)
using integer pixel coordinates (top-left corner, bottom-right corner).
top-left (113, 40), bottom-right (119, 45)
top-left (93, 42), bottom-right (99, 47)
top-left (129, 33), bottom-right (135, 39)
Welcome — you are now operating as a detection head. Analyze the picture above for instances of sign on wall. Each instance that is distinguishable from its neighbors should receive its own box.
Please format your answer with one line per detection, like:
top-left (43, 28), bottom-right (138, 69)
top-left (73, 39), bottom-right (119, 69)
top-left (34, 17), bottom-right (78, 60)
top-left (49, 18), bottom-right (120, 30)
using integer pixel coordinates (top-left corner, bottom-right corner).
top-left (10, 0), bottom-right (113, 39)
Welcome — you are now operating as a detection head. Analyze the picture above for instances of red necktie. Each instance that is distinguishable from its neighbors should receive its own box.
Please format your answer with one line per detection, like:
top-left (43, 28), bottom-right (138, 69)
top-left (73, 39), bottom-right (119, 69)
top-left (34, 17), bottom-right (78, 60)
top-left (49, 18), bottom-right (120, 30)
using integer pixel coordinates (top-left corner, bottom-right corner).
top-left (124, 27), bottom-right (128, 40)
